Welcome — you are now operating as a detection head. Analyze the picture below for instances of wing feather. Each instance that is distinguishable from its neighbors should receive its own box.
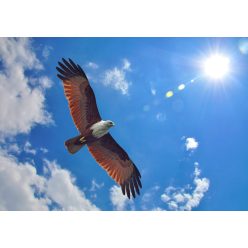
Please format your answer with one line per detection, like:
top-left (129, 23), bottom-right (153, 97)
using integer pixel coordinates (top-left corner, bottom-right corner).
top-left (125, 182), bottom-right (131, 199)
top-left (56, 58), bottom-right (101, 133)
top-left (87, 133), bottom-right (142, 199)
top-left (62, 58), bottom-right (77, 73)
top-left (130, 178), bottom-right (135, 198)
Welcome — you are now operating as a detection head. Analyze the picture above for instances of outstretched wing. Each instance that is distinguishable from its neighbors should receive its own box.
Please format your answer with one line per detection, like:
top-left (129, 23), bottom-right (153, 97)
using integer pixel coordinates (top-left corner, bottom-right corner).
top-left (56, 58), bottom-right (101, 133)
top-left (87, 133), bottom-right (142, 199)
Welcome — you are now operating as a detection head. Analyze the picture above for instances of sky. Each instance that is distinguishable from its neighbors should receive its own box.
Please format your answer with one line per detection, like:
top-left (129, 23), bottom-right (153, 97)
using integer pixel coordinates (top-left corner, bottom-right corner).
top-left (0, 37), bottom-right (248, 211)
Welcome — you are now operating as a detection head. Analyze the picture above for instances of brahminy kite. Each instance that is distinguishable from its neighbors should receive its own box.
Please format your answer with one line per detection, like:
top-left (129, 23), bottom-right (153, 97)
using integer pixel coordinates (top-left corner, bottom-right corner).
top-left (56, 58), bottom-right (142, 199)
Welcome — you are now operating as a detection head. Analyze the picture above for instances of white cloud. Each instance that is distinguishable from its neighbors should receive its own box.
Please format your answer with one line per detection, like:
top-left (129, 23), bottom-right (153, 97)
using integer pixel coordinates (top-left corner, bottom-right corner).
top-left (168, 201), bottom-right (178, 210)
top-left (1, 141), bottom-right (49, 156)
top-left (90, 179), bottom-right (104, 191)
top-left (142, 192), bottom-right (153, 204)
top-left (0, 38), bottom-right (99, 211)
top-left (42, 45), bottom-right (53, 60)
top-left (109, 185), bottom-right (133, 210)
top-left (0, 149), bottom-right (99, 210)
top-left (87, 62), bottom-right (99, 69)
top-left (161, 163), bottom-right (210, 211)
top-left (0, 149), bottom-right (49, 210)
top-left (122, 58), bottom-right (131, 71)
top-left (44, 160), bottom-right (99, 211)
top-left (185, 137), bottom-right (199, 151)
top-left (0, 38), bottom-right (53, 140)
top-left (173, 193), bottom-right (185, 203)
top-left (151, 87), bottom-right (156, 96)
top-left (161, 193), bottom-right (170, 202)
top-left (152, 207), bottom-right (164, 211)
top-left (2, 143), bottom-right (21, 154)
top-left (141, 185), bottom-right (160, 210)
top-left (23, 141), bottom-right (36, 155)
top-left (194, 163), bottom-right (201, 177)
top-left (156, 112), bottom-right (166, 122)
top-left (40, 147), bottom-right (48, 154)
top-left (30, 76), bottom-right (53, 89)
top-left (149, 81), bottom-right (156, 96)
top-left (183, 177), bottom-right (209, 211)
top-left (103, 59), bottom-right (131, 95)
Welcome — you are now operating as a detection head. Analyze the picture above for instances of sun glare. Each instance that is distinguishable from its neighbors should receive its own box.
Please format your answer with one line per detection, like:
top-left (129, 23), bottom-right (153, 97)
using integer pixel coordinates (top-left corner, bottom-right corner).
top-left (203, 54), bottom-right (230, 80)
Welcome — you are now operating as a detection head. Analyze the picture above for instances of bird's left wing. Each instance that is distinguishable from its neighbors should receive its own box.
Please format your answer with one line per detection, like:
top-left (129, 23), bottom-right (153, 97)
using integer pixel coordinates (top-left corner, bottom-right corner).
top-left (56, 58), bottom-right (101, 133)
top-left (87, 133), bottom-right (142, 199)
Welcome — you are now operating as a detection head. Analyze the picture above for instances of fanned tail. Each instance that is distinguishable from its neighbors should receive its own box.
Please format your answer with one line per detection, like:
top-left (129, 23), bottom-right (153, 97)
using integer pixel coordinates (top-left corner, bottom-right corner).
top-left (65, 135), bottom-right (86, 154)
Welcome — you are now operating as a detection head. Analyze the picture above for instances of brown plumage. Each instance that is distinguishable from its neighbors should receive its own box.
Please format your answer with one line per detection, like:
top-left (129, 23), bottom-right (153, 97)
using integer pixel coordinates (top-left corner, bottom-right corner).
top-left (56, 58), bottom-right (142, 199)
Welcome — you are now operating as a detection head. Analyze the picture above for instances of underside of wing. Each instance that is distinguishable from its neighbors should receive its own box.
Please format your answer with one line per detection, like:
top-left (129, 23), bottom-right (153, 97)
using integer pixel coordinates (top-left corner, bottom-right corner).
top-left (87, 133), bottom-right (142, 199)
top-left (56, 58), bottom-right (101, 133)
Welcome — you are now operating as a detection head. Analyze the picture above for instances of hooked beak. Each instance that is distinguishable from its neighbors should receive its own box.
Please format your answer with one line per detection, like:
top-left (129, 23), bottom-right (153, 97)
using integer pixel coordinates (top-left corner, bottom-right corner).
top-left (112, 122), bottom-right (115, 127)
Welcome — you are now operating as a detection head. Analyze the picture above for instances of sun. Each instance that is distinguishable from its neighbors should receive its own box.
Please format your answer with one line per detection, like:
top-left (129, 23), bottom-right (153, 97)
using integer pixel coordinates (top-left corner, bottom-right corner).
top-left (203, 54), bottom-right (230, 80)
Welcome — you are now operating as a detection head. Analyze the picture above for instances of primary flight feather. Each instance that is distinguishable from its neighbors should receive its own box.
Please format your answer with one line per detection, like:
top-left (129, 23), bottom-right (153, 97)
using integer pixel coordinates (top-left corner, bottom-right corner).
top-left (56, 58), bottom-right (142, 199)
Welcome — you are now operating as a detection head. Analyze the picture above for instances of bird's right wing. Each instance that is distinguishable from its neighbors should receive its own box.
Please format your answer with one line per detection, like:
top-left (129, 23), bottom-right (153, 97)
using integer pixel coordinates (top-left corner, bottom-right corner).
top-left (87, 133), bottom-right (142, 198)
top-left (56, 58), bottom-right (101, 133)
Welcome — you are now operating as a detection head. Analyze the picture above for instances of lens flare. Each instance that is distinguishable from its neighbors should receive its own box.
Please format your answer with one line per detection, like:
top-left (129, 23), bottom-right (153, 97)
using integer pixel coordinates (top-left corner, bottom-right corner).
top-left (178, 84), bottom-right (185, 90)
top-left (165, 91), bottom-right (173, 98)
top-left (239, 38), bottom-right (248, 54)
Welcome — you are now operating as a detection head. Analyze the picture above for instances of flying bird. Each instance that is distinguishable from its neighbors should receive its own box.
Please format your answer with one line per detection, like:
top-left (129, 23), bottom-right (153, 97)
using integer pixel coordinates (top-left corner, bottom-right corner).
top-left (56, 58), bottom-right (142, 199)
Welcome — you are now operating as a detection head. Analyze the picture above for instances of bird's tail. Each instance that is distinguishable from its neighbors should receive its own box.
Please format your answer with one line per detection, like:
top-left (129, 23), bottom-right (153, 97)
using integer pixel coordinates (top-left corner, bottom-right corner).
top-left (65, 135), bottom-right (86, 154)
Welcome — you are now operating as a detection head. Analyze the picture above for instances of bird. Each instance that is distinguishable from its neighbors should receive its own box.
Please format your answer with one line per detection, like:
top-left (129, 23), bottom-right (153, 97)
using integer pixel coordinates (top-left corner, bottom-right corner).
top-left (56, 58), bottom-right (142, 199)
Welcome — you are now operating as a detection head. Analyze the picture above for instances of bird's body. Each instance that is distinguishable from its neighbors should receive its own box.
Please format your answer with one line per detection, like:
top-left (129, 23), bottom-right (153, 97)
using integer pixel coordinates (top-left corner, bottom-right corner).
top-left (90, 120), bottom-right (114, 139)
top-left (56, 58), bottom-right (142, 199)
top-left (65, 120), bottom-right (114, 153)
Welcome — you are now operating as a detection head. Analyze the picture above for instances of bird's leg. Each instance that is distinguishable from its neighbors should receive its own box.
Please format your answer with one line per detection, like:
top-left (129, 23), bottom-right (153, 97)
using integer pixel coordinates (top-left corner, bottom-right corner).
top-left (79, 136), bottom-right (86, 143)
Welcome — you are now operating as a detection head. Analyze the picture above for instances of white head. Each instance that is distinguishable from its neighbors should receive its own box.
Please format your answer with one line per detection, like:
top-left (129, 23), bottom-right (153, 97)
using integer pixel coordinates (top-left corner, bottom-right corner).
top-left (104, 120), bottom-right (115, 128)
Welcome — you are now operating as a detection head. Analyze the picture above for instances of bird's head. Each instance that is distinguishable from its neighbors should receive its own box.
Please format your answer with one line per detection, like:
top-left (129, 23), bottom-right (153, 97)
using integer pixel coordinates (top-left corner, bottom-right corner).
top-left (105, 120), bottom-right (115, 128)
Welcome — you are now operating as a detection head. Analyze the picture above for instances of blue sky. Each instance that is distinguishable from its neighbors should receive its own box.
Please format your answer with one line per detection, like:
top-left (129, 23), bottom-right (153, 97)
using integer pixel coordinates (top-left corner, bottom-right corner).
top-left (1, 37), bottom-right (248, 210)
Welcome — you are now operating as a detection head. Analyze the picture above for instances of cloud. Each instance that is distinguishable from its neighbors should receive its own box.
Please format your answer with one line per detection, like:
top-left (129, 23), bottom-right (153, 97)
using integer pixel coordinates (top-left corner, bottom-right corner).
top-left (90, 179), bottom-right (104, 191)
top-left (141, 185), bottom-right (160, 210)
top-left (149, 81), bottom-right (156, 96)
top-left (152, 207), bottom-right (164, 211)
top-left (0, 38), bottom-right (99, 211)
top-left (185, 137), bottom-right (199, 151)
top-left (151, 87), bottom-right (156, 96)
top-left (161, 193), bottom-right (170, 202)
top-left (1, 140), bottom-right (49, 156)
top-left (0, 149), bottom-right (49, 210)
top-left (103, 59), bottom-right (131, 95)
top-left (0, 38), bottom-right (53, 140)
top-left (40, 147), bottom-right (48, 154)
top-left (156, 112), bottom-right (166, 122)
top-left (23, 141), bottom-right (36, 155)
top-left (0, 142), bottom-right (21, 154)
top-left (86, 62), bottom-right (99, 69)
top-left (42, 45), bottom-right (53, 60)
top-left (0, 149), bottom-right (99, 210)
top-left (109, 185), bottom-right (133, 210)
top-left (122, 58), bottom-right (131, 71)
top-left (160, 163), bottom-right (210, 211)
top-left (43, 160), bottom-right (99, 210)
top-left (30, 76), bottom-right (53, 89)
top-left (89, 179), bottom-right (104, 200)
